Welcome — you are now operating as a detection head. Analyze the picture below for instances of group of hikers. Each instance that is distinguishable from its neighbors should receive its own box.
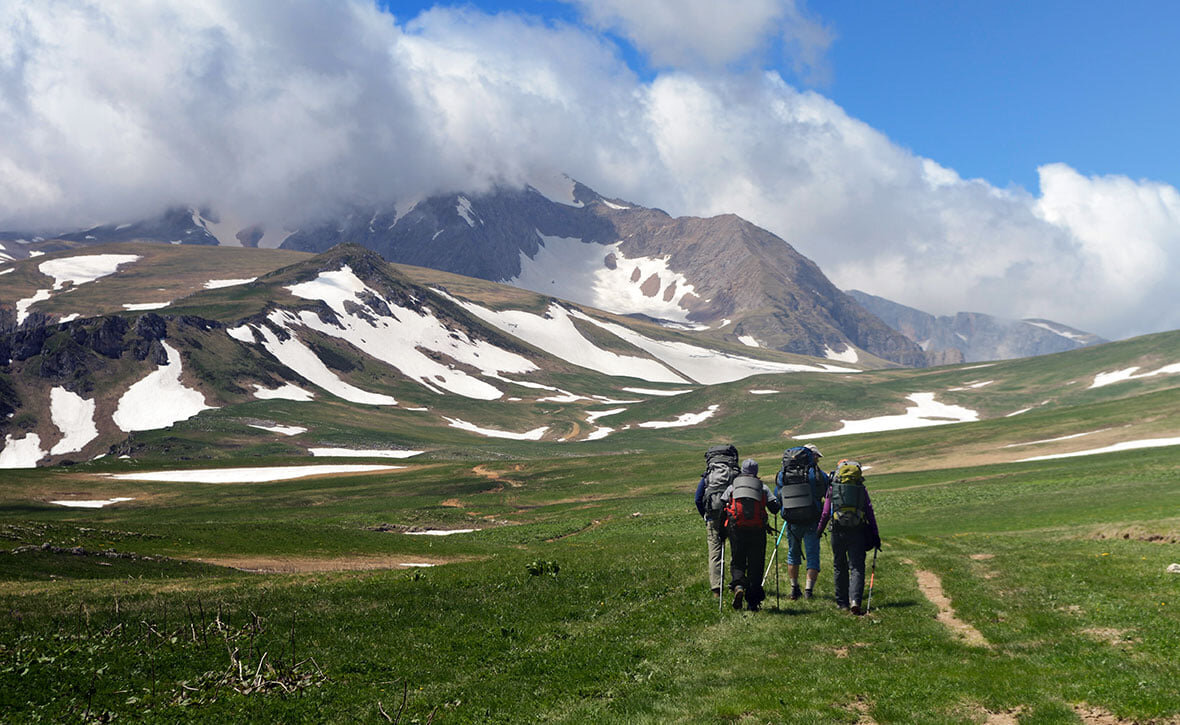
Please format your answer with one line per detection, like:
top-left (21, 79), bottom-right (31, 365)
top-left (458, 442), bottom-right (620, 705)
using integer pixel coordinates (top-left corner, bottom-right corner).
top-left (693, 443), bottom-right (881, 614)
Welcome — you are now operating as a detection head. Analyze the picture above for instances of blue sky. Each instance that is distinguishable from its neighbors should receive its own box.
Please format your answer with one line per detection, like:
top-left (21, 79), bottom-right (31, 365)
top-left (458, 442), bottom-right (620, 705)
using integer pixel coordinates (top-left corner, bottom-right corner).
top-left (2, 0), bottom-right (1179, 337)
top-left (381, 0), bottom-right (1179, 194)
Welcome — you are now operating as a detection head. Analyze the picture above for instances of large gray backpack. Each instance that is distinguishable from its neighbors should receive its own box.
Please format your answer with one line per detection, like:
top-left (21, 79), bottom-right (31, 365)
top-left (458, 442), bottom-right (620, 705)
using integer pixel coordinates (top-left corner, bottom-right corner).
top-left (703, 444), bottom-right (739, 519)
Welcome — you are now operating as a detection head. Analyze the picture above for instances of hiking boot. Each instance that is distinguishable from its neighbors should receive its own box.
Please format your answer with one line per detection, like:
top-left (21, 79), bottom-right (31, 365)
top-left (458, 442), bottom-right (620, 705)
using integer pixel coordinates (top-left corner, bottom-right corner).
top-left (850, 602), bottom-right (864, 616)
top-left (732, 587), bottom-right (745, 610)
top-left (789, 584), bottom-right (802, 601)
top-left (747, 602), bottom-right (760, 612)
top-left (804, 588), bottom-right (814, 600)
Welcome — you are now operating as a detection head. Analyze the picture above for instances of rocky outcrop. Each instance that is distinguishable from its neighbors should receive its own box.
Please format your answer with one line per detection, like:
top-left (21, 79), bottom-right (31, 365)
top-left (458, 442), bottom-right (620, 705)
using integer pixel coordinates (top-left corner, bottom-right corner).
top-left (846, 290), bottom-right (1107, 363)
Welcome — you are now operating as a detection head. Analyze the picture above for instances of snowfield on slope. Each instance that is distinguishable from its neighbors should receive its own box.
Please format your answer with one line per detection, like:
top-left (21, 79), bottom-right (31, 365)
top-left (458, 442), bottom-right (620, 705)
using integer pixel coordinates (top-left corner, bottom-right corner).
top-left (50, 497), bottom-right (135, 508)
top-left (570, 309), bottom-right (860, 384)
top-left (509, 236), bottom-right (701, 323)
top-left (1017, 437), bottom-right (1180, 462)
top-left (440, 294), bottom-right (688, 384)
top-left (797, 393), bottom-right (979, 439)
top-left (15, 253), bottom-right (141, 324)
top-left (1089, 363), bottom-right (1180, 389)
top-left (108, 464), bottom-right (403, 483)
top-left (443, 417), bottom-right (549, 440)
top-left (246, 266), bottom-right (539, 401)
top-left (638, 404), bottom-right (720, 429)
top-left (112, 342), bottom-right (214, 432)
top-left (0, 433), bottom-right (44, 469)
top-left (49, 387), bottom-right (99, 455)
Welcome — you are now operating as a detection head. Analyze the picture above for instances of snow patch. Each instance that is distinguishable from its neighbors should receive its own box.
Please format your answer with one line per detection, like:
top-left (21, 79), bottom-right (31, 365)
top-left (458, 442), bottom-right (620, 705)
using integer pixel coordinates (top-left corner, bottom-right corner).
top-left (1024, 320), bottom-right (1087, 341)
top-left (1004, 429), bottom-right (1110, 448)
top-left (40, 254), bottom-right (139, 290)
top-left (797, 393), bottom-right (979, 439)
top-left (204, 277), bottom-right (256, 289)
top-left (404, 529), bottom-right (475, 536)
top-left (621, 387), bottom-right (695, 396)
top-left (112, 342), bottom-right (215, 432)
top-left (738, 335), bottom-right (759, 348)
top-left (637, 404), bottom-right (719, 429)
top-left (251, 383), bottom-right (314, 401)
top-left (226, 325), bottom-right (256, 343)
top-left (58, 314), bottom-right (80, 323)
top-left (443, 417), bottom-right (548, 440)
top-left (824, 345), bottom-right (860, 363)
top-left (108, 465), bottom-right (402, 483)
top-left (1017, 437), bottom-right (1180, 462)
top-left (49, 387), bottom-right (98, 455)
top-left (248, 424), bottom-right (307, 436)
top-left (0, 433), bottom-right (44, 469)
top-left (16, 289), bottom-right (51, 324)
top-left (1090, 364), bottom-right (1180, 389)
top-left (456, 196), bottom-right (478, 226)
top-left (308, 448), bottom-right (423, 458)
top-left (123, 302), bottom-right (170, 311)
top-left (601, 199), bottom-right (629, 210)
top-left (51, 497), bottom-right (135, 509)
top-left (748, 389), bottom-right (780, 395)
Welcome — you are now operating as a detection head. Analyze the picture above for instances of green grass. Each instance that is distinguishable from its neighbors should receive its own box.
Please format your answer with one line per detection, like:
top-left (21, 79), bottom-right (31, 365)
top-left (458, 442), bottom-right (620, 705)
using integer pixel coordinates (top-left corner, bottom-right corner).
top-left (1, 440), bottom-right (1178, 723)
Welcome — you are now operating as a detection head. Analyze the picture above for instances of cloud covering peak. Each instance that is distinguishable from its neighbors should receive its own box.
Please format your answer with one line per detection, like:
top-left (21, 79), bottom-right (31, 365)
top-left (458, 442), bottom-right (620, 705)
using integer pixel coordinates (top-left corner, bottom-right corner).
top-left (0, 0), bottom-right (1177, 339)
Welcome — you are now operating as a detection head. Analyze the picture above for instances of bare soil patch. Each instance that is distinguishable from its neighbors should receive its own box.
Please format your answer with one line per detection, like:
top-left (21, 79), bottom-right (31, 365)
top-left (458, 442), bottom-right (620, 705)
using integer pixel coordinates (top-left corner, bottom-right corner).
top-left (439, 498), bottom-right (463, 508)
top-left (1089, 525), bottom-right (1180, 544)
top-left (904, 559), bottom-right (990, 647)
top-left (192, 554), bottom-right (461, 573)
top-left (1073, 704), bottom-right (1180, 724)
top-left (1081, 627), bottom-right (1137, 648)
top-left (472, 464), bottom-right (522, 488)
top-left (969, 553), bottom-right (995, 560)
top-left (981, 707), bottom-right (1024, 725)
top-left (545, 517), bottom-right (609, 542)
top-left (849, 698), bottom-right (879, 725)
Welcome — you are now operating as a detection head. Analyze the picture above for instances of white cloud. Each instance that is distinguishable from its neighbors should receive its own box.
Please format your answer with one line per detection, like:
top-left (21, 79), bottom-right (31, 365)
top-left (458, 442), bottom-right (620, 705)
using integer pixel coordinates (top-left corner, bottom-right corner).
top-left (0, 1), bottom-right (1177, 339)
top-left (560, 0), bottom-right (832, 77)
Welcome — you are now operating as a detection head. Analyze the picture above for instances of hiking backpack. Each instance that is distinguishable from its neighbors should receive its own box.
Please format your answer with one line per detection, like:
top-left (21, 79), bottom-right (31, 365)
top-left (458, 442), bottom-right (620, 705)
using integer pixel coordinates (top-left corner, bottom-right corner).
top-left (702, 444), bottom-right (739, 519)
top-left (831, 461), bottom-right (867, 528)
top-left (776, 446), bottom-right (822, 526)
top-left (725, 474), bottom-right (767, 530)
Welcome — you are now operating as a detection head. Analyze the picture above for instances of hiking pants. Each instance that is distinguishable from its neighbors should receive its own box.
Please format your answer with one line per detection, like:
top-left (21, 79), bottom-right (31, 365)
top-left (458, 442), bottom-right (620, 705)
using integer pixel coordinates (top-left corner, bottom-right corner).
top-left (705, 518), bottom-right (726, 591)
top-left (786, 523), bottom-right (821, 571)
top-left (728, 527), bottom-right (767, 606)
top-left (830, 526), bottom-right (867, 608)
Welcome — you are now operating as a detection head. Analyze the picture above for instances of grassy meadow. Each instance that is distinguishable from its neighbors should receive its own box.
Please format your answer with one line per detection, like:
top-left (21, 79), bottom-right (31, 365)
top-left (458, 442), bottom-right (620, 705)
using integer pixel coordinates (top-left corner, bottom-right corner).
top-left (1, 416), bottom-right (1178, 723)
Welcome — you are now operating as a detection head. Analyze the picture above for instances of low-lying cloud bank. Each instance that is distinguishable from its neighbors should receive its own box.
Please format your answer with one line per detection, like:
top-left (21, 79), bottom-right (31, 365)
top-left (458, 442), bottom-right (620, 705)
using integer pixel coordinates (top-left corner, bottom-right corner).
top-left (1, 1), bottom-right (1177, 339)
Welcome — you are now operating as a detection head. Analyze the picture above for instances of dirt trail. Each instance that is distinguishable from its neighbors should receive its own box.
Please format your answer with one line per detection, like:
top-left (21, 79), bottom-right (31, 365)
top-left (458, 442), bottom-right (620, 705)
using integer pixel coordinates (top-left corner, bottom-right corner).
top-left (904, 559), bottom-right (990, 647)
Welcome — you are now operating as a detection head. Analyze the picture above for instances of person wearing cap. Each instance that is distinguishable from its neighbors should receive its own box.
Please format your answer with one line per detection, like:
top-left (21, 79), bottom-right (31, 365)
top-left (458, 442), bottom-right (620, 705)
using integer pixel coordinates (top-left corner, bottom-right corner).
top-left (783, 443), bottom-right (828, 600)
top-left (720, 459), bottom-right (781, 611)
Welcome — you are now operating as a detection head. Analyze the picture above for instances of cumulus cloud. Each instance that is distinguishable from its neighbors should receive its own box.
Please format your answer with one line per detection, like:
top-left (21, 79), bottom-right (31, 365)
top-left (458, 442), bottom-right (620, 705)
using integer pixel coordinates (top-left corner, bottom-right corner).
top-left (0, 0), bottom-right (1177, 339)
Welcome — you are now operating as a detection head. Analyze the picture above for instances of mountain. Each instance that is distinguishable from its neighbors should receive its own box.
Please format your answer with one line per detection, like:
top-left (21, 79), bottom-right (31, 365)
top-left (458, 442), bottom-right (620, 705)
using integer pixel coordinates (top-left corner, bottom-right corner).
top-left (846, 289), bottom-right (1107, 364)
top-left (0, 242), bottom-right (875, 467)
top-left (0, 180), bottom-right (925, 366)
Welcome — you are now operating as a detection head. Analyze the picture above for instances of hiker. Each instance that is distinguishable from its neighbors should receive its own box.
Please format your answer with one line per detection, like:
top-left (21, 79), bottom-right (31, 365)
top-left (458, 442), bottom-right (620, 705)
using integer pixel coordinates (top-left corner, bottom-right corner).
top-left (721, 459), bottom-right (781, 611)
top-left (775, 444), bottom-right (828, 600)
top-left (816, 460), bottom-right (881, 615)
top-left (696, 444), bottom-right (740, 596)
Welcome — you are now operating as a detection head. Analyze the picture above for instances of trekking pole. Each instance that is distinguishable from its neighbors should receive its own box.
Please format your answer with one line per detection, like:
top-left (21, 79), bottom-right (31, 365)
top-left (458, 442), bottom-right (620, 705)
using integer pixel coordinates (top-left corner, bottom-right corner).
top-left (761, 522), bottom-right (788, 586)
top-left (719, 534), bottom-right (726, 613)
top-left (866, 548), bottom-right (879, 614)
top-left (775, 514), bottom-right (781, 610)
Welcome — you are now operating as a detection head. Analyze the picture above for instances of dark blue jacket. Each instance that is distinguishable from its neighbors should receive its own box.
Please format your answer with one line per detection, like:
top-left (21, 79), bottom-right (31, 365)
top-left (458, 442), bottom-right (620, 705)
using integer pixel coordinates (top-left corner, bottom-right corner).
top-left (694, 475), bottom-right (708, 517)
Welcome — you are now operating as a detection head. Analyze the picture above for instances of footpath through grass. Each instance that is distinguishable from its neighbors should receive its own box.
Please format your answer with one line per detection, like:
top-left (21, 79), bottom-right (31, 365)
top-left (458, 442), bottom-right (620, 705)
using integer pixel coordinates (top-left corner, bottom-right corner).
top-left (1, 447), bottom-right (1179, 723)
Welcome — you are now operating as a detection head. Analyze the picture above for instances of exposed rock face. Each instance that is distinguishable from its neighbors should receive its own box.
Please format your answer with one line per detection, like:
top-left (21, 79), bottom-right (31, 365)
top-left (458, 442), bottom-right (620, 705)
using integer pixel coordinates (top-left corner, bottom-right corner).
top-left (846, 290), bottom-right (1107, 363)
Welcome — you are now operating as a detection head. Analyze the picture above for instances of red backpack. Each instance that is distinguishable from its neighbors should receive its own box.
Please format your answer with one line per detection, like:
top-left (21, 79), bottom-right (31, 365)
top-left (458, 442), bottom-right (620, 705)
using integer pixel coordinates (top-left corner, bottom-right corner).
top-left (725, 473), bottom-right (767, 530)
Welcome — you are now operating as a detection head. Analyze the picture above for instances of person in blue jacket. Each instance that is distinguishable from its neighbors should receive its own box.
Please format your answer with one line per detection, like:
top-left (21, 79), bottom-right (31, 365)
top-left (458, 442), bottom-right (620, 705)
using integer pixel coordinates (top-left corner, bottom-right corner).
top-left (777, 444), bottom-right (828, 600)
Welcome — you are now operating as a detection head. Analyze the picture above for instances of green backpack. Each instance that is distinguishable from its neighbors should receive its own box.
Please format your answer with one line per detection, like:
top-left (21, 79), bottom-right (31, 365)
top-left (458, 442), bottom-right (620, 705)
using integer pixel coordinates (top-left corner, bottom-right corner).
top-left (831, 461), bottom-right (867, 528)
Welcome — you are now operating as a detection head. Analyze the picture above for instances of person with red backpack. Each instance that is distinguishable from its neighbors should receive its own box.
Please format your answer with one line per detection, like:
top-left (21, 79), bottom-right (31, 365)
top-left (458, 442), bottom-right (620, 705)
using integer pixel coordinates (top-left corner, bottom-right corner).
top-left (720, 459), bottom-right (781, 611)
top-left (817, 460), bottom-right (881, 615)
